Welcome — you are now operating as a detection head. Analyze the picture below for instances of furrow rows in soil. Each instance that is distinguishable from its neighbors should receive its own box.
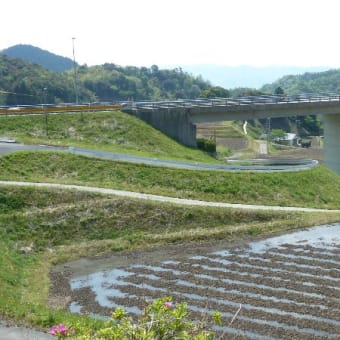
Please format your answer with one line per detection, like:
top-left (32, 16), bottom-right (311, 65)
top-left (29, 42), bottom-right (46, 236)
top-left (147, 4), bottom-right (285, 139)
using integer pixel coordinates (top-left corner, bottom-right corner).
top-left (125, 266), bottom-right (339, 320)
top-left (111, 284), bottom-right (338, 339)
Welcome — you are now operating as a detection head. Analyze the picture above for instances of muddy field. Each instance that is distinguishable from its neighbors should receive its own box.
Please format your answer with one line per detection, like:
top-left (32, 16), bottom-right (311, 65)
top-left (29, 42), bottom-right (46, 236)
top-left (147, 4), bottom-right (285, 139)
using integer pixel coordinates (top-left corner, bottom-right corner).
top-left (266, 146), bottom-right (323, 163)
top-left (50, 225), bottom-right (340, 339)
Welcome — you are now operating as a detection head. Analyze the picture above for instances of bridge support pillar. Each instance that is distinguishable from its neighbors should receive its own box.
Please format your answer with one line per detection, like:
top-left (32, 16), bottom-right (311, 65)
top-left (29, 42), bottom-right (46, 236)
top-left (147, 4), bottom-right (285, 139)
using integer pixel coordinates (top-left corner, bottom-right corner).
top-left (131, 108), bottom-right (197, 147)
top-left (323, 114), bottom-right (340, 174)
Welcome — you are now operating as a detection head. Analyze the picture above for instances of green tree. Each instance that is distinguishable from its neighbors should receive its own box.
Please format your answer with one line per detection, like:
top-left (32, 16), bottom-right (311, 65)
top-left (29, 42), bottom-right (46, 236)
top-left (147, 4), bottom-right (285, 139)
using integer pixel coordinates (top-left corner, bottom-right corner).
top-left (200, 86), bottom-right (229, 98)
top-left (274, 86), bottom-right (284, 95)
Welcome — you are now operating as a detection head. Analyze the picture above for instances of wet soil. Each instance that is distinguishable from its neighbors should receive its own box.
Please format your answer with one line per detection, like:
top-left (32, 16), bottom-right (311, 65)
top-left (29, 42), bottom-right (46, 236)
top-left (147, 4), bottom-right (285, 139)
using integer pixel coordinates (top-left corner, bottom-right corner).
top-left (266, 146), bottom-right (323, 163)
top-left (49, 225), bottom-right (340, 339)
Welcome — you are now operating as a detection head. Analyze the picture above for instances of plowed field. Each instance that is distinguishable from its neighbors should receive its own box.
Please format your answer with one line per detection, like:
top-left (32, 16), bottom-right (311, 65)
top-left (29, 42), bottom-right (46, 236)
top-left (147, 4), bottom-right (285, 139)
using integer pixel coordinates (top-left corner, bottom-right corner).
top-left (50, 224), bottom-right (340, 339)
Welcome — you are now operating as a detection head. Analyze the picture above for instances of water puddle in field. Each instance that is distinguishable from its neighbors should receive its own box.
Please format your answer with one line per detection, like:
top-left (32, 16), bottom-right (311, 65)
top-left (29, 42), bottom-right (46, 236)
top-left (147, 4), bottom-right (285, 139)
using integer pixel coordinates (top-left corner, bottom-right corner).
top-left (57, 224), bottom-right (340, 338)
top-left (247, 223), bottom-right (340, 253)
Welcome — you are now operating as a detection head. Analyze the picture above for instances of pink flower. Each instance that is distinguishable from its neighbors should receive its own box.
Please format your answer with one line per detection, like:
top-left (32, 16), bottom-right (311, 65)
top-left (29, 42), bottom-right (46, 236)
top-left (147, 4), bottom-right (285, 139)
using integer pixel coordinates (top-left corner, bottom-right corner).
top-left (49, 326), bottom-right (57, 335)
top-left (49, 323), bottom-right (73, 337)
top-left (164, 301), bottom-right (173, 308)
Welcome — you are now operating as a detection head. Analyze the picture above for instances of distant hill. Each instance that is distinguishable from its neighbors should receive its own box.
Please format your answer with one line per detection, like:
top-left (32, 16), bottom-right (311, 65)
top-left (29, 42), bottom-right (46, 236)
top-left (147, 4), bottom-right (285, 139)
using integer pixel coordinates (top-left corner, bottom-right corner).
top-left (178, 64), bottom-right (330, 89)
top-left (0, 54), bottom-right (211, 105)
top-left (1, 44), bottom-right (74, 72)
top-left (261, 68), bottom-right (340, 94)
top-left (0, 54), bottom-right (81, 105)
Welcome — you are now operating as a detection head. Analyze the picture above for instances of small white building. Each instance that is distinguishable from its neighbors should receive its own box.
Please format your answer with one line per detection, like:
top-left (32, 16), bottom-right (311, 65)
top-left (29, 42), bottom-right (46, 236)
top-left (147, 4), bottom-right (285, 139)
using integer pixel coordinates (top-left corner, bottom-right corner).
top-left (274, 133), bottom-right (298, 146)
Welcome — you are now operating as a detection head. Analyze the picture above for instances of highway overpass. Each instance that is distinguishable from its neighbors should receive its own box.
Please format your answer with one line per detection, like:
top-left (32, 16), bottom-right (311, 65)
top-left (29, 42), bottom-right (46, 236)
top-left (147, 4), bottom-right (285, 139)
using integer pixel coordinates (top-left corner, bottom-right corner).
top-left (122, 94), bottom-right (340, 174)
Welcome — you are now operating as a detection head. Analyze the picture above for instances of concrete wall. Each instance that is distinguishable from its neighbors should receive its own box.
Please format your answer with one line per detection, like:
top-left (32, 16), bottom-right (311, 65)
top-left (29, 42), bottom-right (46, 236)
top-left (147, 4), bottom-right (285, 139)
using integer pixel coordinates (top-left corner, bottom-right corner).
top-left (323, 114), bottom-right (340, 173)
top-left (133, 108), bottom-right (197, 147)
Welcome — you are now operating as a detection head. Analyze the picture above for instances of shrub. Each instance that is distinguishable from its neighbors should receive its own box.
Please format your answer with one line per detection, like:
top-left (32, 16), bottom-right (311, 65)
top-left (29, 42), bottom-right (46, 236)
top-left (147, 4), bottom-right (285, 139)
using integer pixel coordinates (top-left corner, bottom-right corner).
top-left (197, 138), bottom-right (216, 153)
top-left (50, 297), bottom-right (221, 339)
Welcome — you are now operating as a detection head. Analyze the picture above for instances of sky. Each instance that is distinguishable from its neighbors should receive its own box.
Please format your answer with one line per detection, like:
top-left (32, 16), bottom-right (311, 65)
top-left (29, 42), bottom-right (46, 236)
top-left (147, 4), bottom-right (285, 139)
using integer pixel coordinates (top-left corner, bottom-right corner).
top-left (3, 0), bottom-right (340, 68)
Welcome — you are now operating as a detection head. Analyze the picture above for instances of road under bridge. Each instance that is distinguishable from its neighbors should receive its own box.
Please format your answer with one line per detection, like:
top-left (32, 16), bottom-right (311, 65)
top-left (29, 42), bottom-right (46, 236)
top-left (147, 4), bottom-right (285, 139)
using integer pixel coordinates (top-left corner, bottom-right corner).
top-left (122, 94), bottom-right (340, 174)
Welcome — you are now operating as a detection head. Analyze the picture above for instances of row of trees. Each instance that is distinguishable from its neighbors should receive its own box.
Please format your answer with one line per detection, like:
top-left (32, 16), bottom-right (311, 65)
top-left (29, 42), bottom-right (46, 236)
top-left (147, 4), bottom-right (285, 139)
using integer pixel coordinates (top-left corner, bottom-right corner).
top-left (0, 55), bottom-right (82, 105)
top-left (261, 69), bottom-right (340, 94)
top-left (78, 63), bottom-right (213, 101)
top-left (0, 55), bottom-right (231, 105)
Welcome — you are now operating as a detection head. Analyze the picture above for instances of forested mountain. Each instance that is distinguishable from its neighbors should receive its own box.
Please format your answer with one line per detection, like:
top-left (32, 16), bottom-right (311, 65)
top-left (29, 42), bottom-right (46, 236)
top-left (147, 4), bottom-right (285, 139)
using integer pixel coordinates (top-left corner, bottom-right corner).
top-left (0, 55), bottom-right (82, 105)
top-left (77, 63), bottom-right (211, 101)
top-left (1, 44), bottom-right (74, 73)
top-left (0, 55), bottom-right (213, 105)
top-left (4, 42), bottom-right (340, 109)
top-left (261, 69), bottom-right (340, 94)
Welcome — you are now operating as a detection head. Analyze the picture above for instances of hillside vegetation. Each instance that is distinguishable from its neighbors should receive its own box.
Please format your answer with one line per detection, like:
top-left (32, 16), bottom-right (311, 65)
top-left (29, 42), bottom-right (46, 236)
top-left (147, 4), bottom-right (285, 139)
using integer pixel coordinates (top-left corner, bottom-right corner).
top-left (1, 44), bottom-right (74, 72)
top-left (0, 110), bottom-right (339, 208)
top-left (0, 55), bottom-right (81, 105)
top-left (261, 68), bottom-right (340, 94)
top-left (0, 54), bottom-right (211, 105)
top-left (0, 111), bottom-right (216, 162)
top-left (2, 151), bottom-right (340, 209)
top-left (3, 184), bottom-right (337, 332)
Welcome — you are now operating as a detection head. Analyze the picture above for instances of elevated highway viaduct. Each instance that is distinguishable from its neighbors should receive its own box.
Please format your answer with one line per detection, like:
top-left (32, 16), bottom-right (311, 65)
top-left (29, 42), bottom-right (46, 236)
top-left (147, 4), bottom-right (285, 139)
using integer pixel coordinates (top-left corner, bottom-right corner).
top-left (123, 94), bottom-right (340, 174)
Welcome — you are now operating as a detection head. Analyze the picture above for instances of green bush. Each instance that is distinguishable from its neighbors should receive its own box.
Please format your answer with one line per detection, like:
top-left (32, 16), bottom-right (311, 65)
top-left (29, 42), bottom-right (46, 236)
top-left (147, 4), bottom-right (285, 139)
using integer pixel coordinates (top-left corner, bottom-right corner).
top-left (0, 192), bottom-right (25, 212)
top-left (49, 298), bottom-right (221, 339)
top-left (197, 138), bottom-right (216, 153)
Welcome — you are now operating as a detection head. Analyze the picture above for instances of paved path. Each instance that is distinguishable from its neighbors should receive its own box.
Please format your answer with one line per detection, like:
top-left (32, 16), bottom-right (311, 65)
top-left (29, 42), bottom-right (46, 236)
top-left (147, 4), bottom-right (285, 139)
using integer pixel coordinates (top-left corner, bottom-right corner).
top-left (0, 321), bottom-right (52, 340)
top-left (0, 142), bottom-right (318, 172)
top-left (1, 180), bottom-right (339, 213)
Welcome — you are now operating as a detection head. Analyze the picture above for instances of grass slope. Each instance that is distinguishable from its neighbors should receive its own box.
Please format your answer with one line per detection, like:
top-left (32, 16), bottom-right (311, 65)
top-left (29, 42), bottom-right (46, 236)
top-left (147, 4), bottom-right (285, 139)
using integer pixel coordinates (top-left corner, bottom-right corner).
top-left (0, 111), bottom-right (216, 162)
top-left (1, 151), bottom-right (340, 209)
top-left (1, 185), bottom-right (339, 330)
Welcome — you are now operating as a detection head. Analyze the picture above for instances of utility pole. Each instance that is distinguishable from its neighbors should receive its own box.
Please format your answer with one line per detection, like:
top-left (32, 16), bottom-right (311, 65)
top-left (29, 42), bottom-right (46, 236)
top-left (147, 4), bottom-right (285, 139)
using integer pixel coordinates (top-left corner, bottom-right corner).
top-left (266, 117), bottom-right (271, 154)
top-left (43, 87), bottom-right (48, 136)
top-left (72, 37), bottom-right (79, 105)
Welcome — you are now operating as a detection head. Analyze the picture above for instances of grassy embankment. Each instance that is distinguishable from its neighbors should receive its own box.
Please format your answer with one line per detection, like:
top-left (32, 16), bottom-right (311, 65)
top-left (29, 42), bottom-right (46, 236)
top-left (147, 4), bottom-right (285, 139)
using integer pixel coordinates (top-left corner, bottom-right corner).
top-left (0, 110), bottom-right (340, 332)
top-left (1, 186), bottom-right (339, 331)
top-left (0, 111), bottom-right (216, 162)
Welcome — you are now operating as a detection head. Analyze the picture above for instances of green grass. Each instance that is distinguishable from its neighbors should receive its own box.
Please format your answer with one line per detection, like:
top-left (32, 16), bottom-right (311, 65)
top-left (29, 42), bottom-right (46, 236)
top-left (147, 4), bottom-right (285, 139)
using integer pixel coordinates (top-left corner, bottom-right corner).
top-left (1, 151), bottom-right (340, 209)
top-left (0, 187), bottom-right (309, 250)
top-left (0, 111), bottom-right (216, 162)
top-left (1, 185), bottom-right (339, 331)
top-left (1, 109), bottom-right (340, 333)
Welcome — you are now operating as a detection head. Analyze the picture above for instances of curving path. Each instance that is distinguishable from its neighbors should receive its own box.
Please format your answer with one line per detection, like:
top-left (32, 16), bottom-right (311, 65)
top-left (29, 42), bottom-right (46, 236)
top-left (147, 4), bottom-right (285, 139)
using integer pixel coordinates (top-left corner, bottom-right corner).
top-left (0, 180), bottom-right (339, 213)
top-left (0, 142), bottom-right (318, 172)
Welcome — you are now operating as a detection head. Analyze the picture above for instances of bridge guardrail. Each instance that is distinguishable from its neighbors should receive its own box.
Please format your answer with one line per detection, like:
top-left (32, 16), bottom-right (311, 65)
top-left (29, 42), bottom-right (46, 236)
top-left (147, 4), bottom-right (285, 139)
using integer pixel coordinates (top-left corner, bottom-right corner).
top-left (2, 93), bottom-right (340, 115)
top-left (0, 103), bottom-right (121, 115)
top-left (121, 93), bottom-right (340, 112)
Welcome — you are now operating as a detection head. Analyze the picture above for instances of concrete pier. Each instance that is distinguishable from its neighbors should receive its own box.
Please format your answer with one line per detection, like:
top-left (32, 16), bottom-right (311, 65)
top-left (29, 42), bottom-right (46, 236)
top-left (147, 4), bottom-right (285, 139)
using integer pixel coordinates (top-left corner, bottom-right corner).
top-left (133, 107), bottom-right (197, 147)
top-left (323, 114), bottom-right (340, 173)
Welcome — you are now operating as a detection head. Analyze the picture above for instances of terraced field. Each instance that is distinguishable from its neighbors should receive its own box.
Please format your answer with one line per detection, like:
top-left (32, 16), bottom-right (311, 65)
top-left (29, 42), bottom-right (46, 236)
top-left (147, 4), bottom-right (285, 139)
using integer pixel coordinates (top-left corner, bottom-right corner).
top-left (51, 225), bottom-right (340, 339)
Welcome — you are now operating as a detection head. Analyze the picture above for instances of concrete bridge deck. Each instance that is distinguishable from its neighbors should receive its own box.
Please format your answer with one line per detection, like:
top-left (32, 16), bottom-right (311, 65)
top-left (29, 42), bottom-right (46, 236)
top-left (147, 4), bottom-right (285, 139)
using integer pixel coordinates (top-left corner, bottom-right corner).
top-left (122, 94), bottom-right (340, 173)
